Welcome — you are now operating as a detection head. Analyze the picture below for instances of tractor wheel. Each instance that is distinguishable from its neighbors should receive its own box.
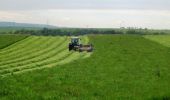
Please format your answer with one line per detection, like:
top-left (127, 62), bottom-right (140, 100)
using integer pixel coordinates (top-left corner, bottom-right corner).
top-left (69, 44), bottom-right (72, 51)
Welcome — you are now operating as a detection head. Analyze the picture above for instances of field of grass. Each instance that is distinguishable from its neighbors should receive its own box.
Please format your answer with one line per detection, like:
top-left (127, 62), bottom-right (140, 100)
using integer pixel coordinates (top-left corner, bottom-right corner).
top-left (0, 34), bottom-right (28, 49)
top-left (0, 35), bottom-right (90, 77)
top-left (0, 34), bottom-right (170, 100)
top-left (144, 35), bottom-right (170, 47)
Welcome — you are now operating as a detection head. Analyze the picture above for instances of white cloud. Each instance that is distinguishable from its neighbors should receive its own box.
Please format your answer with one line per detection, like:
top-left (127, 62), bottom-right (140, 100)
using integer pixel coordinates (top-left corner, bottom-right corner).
top-left (0, 9), bottom-right (170, 29)
top-left (0, 0), bottom-right (170, 29)
top-left (0, 0), bottom-right (170, 10)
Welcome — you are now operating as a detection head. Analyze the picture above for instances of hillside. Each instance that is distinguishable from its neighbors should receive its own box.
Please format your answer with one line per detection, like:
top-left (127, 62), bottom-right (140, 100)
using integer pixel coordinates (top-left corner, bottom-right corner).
top-left (0, 35), bottom-right (90, 76)
top-left (0, 22), bottom-right (56, 28)
top-left (0, 35), bottom-right (170, 99)
top-left (0, 34), bottom-right (28, 49)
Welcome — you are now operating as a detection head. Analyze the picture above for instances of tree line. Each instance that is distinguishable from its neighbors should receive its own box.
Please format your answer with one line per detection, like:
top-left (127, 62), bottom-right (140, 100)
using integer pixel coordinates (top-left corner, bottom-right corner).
top-left (6, 28), bottom-right (169, 36)
top-left (9, 28), bottom-right (121, 36)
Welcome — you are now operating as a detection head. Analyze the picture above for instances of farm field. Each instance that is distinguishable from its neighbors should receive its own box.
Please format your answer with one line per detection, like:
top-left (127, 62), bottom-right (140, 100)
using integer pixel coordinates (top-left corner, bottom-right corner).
top-left (144, 35), bottom-right (170, 47)
top-left (0, 34), bottom-right (170, 100)
top-left (0, 34), bottom-right (28, 49)
top-left (0, 35), bottom-right (90, 76)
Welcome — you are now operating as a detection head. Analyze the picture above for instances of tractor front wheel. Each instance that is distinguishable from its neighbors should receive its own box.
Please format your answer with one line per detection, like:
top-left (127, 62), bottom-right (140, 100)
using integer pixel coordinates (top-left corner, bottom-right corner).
top-left (69, 44), bottom-right (72, 51)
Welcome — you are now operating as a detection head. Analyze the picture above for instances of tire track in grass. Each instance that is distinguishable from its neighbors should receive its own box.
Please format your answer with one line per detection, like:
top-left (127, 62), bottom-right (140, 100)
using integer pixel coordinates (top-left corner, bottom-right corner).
top-left (0, 38), bottom-right (67, 72)
top-left (0, 37), bottom-right (64, 65)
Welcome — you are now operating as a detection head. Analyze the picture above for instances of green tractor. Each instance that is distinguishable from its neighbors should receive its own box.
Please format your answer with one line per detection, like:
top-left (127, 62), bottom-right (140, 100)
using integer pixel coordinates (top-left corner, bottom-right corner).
top-left (68, 37), bottom-right (93, 52)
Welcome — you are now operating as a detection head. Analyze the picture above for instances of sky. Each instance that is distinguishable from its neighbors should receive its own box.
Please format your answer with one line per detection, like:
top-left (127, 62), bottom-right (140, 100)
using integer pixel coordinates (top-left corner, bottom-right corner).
top-left (0, 0), bottom-right (170, 29)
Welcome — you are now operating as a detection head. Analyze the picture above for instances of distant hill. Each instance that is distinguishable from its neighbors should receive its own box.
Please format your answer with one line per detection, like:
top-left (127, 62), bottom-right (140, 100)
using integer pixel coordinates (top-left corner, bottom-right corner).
top-left (0, 22), bottom-right (57, 28)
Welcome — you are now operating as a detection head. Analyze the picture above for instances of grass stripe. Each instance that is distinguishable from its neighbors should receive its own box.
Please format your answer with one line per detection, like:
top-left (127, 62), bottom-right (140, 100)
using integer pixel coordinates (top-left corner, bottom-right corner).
top-left (0, 36), bottom-right (41, 57)
top-left (0, 37), bottom-right (62, 62)
top-left (0, 36), bottom-right (91, 76)
top-left (0, 36), bottom-right (36, 53)
top-left (0, 37), bottom-right (67, 69)
top-left (0, 36), bottom-right (31, 51)
top-left (0, 43), bottom-right (67, 71)
top-left (0, 49), bottom-right (72, 75)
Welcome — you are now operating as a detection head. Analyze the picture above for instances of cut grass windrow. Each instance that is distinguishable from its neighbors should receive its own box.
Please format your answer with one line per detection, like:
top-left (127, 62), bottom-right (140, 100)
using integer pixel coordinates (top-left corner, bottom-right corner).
top-left (0, 39), bottom-right (68, 70)
top-left (0, 34), bottom-right (28, 50)
top-left (0, 36), bottom-right (37, 54)
top-left (0, 37), bottom-right (65, 64)
top-left (0, 37), bottom-right (51, 59)
top-left (0, 51), bottom-right (85, 76)
top-left (0, 36), bottom-right (91, 76)
top-left (0, 37), bottom-right (42, 60)
top-left (0, 36), bottom-right (31, 51)
top-left (0, 49), bottom-right (73, 75)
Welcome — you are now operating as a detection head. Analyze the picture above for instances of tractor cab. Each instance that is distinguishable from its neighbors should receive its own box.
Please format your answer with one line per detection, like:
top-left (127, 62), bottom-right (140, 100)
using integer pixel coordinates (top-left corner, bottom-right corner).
top-left (71, 37), bottom-right (81, 46)
top-left (69, 37), bottom-right (81, 51)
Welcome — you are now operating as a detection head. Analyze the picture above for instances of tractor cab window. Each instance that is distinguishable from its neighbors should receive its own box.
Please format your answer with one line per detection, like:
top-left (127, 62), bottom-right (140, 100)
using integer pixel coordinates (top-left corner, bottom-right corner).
top-left (71, 38), bottom-right (79, 44)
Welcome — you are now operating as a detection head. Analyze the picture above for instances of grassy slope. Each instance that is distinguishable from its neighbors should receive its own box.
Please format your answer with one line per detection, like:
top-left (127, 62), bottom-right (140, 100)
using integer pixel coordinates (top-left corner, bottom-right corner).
top-left (0, 35), bottom-right (170, 100)
top-left (0, 34), bottom-right (28, 49)
top-left (144, 35), bottom-right (170, 47)
top-left (0, 36), bottom-right (90, 76)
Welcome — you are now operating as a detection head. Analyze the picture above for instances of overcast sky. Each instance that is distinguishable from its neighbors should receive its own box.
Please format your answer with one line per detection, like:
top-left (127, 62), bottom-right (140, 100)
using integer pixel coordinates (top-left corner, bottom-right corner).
top-left (0, 0), bottom-right (170, 29)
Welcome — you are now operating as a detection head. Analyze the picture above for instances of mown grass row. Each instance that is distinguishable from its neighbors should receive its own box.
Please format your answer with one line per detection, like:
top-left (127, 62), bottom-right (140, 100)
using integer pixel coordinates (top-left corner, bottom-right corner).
top-left (0, 37), bottom-right (51, 60)
top-left (0, 50), bottom-right (73, 75)
top-left (0, 39), bottom-right (68, 70)
top-left (0, 49), bottom-right (72, 75)
top-left (0, 37), bottom-right (42, 61)
top-left (1, 50), bottom-right (87, 76)
top-left (0, 36), bottom-right (68, 75)
top-left (0, 34), bottom-right (28, 49)
top-left (0, 37), bottom-right (65, 64)
top-left (0, 36), bottom-right (90, 76)
top-left (0, 36), bottom-right (38, 54)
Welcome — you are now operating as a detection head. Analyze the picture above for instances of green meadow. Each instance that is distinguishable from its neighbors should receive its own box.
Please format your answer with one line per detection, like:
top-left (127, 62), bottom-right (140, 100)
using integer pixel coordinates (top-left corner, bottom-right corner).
top-left (0, 34), bottom-right (170, 100)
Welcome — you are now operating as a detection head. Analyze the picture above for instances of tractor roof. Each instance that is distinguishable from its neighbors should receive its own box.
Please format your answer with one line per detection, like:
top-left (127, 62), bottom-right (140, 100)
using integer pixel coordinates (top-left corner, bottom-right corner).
top-left (71, 37), bottom-right (79, 39)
